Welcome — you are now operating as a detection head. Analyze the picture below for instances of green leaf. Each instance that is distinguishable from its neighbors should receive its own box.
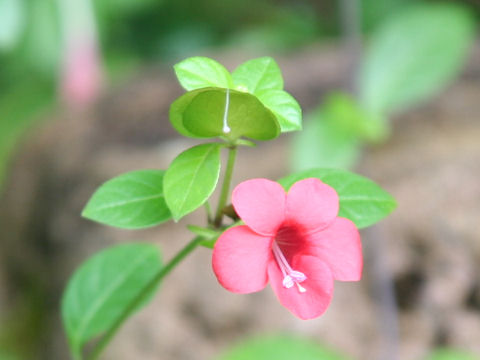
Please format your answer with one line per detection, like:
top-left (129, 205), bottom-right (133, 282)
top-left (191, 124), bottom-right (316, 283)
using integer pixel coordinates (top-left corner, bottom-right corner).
top-left (291, 114), bottom-right (360, 171)
top-left (217, 335), bottom-right (349, 360)
top-left (320, 92), bottom-right (387, 142)
top-left (278, 168), bottom-right (396, 228)
top-left (164, 143), bottom-right (221, 221)
top-left (182, 88), bottom-right (280, 141)
top-left (169, 88), bottom-right (212, 138)
top-left (232, 57), bottom-right (283, 94)
top-left (174, 56), bottom-right (233, 91)
top-left (428, 349), bottom-right (478, 360)
top-left (257, 89), bottom-right (302, 132)
top-left (360, 3), bottom-right (475, 114)
top-left (61, 243), bottom-right (162, 355)
top-left (290, 92), bottom-right (387, 171)
top-left (82, 170), bottom-right (171, 229)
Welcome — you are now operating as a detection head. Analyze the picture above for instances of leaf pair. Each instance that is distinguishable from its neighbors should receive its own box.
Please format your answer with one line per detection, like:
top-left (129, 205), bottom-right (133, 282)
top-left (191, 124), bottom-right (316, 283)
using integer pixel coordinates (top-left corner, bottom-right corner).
top-left (83, 164), bottom-right (396, 230)
top-left (82, 143), bottom-right (222, 227)
top-left (170, 88), bottom-right (280, 141)
top-left (171, 56), bottom-right (302, 141)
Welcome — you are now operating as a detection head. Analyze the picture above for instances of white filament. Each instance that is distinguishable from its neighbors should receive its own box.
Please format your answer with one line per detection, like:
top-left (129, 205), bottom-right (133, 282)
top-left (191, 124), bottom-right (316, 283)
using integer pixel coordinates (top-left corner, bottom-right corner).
top-left (272, 242), bottom-right (307, 293)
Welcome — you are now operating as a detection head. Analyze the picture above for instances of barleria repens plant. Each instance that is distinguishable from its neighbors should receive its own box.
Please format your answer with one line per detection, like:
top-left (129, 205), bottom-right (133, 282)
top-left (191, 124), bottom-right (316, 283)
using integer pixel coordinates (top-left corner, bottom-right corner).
top-left (61, 56), bottom-right (396, 359)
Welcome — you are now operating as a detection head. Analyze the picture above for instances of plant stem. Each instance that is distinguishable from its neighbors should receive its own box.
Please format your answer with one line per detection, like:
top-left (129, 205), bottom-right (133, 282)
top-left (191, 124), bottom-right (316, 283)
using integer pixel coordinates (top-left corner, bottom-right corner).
top-left (73, 348), bottom-right (82, 360)
top-left (214, 146), bottom-right (237, 227)
top-left (86, 236), bottom-right (203, 360)
top-left (204, 201), bottom-right (213, 223)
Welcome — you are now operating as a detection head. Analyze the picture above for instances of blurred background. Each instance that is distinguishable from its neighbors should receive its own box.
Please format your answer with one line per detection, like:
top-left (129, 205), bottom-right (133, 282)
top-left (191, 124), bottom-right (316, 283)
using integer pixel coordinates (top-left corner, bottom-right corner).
top-left (0, 0), bottom-right (479, 359)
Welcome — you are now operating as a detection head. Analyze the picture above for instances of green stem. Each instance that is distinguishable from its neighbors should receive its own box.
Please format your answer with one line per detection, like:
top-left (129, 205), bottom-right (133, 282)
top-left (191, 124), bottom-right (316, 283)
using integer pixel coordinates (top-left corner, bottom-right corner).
top-left (214, 146), bottom-right (237, 227)
top-left (72, 348), bottom-right (82, 360)
top-left (204, 201), bottom-right (213, 223)
top-left (86, 236), bottom-right (203, 360)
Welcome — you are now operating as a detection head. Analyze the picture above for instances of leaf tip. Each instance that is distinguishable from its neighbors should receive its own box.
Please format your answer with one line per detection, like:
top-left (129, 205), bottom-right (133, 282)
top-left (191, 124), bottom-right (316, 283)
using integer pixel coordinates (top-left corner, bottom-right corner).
top-left (80, 206), bottom-right (92, 220)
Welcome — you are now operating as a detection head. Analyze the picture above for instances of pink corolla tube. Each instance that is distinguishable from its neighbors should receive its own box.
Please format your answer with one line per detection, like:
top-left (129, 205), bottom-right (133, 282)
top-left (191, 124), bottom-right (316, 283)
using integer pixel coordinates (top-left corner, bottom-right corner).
top-left (212, 178), bottom-right (363, 320)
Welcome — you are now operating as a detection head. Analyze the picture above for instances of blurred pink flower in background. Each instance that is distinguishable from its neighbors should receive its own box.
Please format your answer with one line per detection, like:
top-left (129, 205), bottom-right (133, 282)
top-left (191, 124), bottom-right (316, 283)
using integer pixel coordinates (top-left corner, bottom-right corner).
top-left (213, 178), bottom-right (363, 319)
top-left (58, 0), bottom-right (102, 108)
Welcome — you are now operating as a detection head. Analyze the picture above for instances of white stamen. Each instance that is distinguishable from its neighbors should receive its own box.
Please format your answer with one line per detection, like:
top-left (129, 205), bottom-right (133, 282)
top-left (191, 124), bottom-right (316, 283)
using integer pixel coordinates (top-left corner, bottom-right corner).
top-left (290, 270), bottom-right (307, 282)
top-left (296, 282), bottom-right (307, 293)
top-left (272, 242), bottom-right (307, 294)
top-left (222, 89), bottom-right (231, 133)
top-left (282, 275), bottom-right (294, 288)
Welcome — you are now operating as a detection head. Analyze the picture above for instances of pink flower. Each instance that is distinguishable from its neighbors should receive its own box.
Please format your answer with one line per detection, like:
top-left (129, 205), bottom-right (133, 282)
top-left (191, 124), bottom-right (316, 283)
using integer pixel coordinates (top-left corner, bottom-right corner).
top-left (60, 41), bottom-right (102, 108)
top-left (212, 178), bottom-right (362, 319)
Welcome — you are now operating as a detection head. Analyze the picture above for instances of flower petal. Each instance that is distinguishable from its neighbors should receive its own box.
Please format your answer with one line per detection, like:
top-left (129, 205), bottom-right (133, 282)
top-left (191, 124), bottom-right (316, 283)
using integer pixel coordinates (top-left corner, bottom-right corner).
top-left (307, 217), bottom-right (362, 281)
top-left (232, 178), bottom-right (286, 236)
top-left (268, 255), bottom-right (333, 319)
top-left (286, 178), bottom-right (339, 231)
top-left (213, 225), bottom-right (272, 293)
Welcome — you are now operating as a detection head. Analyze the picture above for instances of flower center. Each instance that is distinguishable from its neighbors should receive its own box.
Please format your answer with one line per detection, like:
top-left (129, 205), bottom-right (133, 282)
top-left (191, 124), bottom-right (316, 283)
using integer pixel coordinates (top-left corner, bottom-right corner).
top-left (272, 242), bottom-right (307, 293)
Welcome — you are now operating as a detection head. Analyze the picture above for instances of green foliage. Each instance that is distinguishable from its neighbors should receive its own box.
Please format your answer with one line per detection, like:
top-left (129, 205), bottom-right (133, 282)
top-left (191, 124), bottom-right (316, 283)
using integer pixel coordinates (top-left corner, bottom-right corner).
top-left (292, 112), bottom-right (360, 171)
top-left (291, 92), bottom-right (385, 170)
top-left (61, 243), bottom-right (162, 357)
top-left (427, 348), bottom-right (478, 360)
top-left (21, 0), bottom-right (61, 76)
top-left (0, 80), bottom-right (53, 192)
top-left (360, 2), bottom-right (475, 114)
top-left (169, 88), bottom-right (212, 138)
top-left (94, 0), bottom-right (322, 61)
top-left (187, 225), bottom-right (221, 249)
top-left (94, 0), bottom-right (158, 17)
top-left (231, 57), bottom-right (301, 132)
top-left (217, 335), bottom-right (349, 360)
top-left (183, 89), bottom-right (280, 140)
top-left (257, 89), bottom-right (302, 132)
top-left (171, 57), bottom-right (300, 139)
top-left (228, 7), bottom-right (319, 52)
top-left (82, 170), bottom-right (171, 229)
top-left (278, 168), bottom-right (396, 228)
top-left (0, 351), bottom-right (19, 360)
top-left (361, 0), bottom-right (414, 33)
top-left (232, 57), bottom-right (283, 94)
top-left (164, 143), bottom-right (222, 221)
top-left (292, 3), bottom-right (475, 172)
top-left (170, 87), bottom-right (281, 141)
top-left (174, 57), bottom-right (233, 91)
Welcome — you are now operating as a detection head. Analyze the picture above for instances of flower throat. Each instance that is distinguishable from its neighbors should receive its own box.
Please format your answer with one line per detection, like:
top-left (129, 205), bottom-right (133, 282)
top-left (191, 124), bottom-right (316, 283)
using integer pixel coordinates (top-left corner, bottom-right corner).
top-left (272, 241), bottom-right (307, 293)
